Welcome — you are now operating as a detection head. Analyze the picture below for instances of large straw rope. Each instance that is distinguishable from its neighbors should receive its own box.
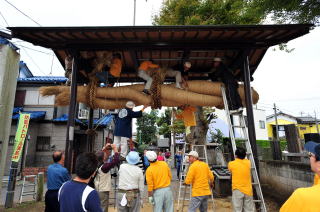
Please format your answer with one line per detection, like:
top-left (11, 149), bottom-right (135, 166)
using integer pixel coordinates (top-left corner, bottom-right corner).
top-left (39, 81), bottom-right (259, 110)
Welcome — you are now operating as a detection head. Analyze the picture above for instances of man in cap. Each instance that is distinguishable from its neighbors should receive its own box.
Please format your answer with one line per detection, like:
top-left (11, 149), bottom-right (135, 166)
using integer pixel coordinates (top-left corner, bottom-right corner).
top-left (228, 147), bottom-right (254, 212)
top-left (280, 141), bottom-right (320, 212)
top-left (209, 57), bottom-right (242, 111)
top-left (145, 151), bottom-right (174, 212)
top-left (114, 101), bottom-right (147, 158)
top-left (117, 151), bottom-right (144, 212)
top-left (185, 150), bottom-right (214, 212)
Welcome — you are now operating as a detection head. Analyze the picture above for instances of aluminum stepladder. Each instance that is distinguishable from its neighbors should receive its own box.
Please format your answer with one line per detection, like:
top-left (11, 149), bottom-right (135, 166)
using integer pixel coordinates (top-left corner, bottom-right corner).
top-left (221, 86), bottom-right (267, 212)
top-left (176, 143), bottom-right (215, 212)
top-left (19, 175), bottom-right (37, 203)
top-left (176, 142), bottom-right (191, 212)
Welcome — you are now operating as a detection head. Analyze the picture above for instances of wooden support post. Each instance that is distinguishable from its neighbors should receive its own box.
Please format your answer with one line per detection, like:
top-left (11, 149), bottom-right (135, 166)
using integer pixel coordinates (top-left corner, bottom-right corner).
top-left (87, 108), bottom-right (94, 152)
top-left (65, 51), bottom-right (79, 172)
top-left (243, 52), bottom-right (259, 173)
top-left (36, 172), bottom-right (44, 202)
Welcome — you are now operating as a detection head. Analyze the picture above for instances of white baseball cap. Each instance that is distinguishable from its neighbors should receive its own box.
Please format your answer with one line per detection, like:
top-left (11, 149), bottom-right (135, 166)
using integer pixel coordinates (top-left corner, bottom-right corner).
top-left (146, 151), bottom-right (157, 161)
top-left (188, 151), bottom-right (199, 158)
top-left (213, 57), bottom-right (222, 62)
top-left (125, 101), bottom-right (135, 109)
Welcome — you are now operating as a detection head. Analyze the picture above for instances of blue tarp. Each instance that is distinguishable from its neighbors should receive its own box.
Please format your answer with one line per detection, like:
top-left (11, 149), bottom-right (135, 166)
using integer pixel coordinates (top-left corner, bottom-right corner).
top-left (18, 76), bottom-right (67, 83)
top-left (91, 114), bottom-right (114, 127)
top-left (12, 107), bottom-right (23, 114)
top-left (12, 111), bottom-right (46, 120)
top-left (52, 114), bottom-right (83, 124)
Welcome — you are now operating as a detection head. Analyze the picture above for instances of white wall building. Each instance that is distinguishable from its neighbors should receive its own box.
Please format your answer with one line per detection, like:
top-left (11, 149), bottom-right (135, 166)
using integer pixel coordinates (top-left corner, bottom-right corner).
top-left (207, 106), bottom-right (268, 141)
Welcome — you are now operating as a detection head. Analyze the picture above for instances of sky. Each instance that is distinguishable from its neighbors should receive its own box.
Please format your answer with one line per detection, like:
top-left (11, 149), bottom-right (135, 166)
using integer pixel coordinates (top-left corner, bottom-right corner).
top-left (0, 0), bottom-right (319, 117)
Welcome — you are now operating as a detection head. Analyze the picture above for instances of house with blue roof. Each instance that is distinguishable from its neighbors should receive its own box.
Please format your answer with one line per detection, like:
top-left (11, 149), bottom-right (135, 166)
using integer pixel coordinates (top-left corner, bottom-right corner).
top-left (4, 60), bottom-right (114, 175)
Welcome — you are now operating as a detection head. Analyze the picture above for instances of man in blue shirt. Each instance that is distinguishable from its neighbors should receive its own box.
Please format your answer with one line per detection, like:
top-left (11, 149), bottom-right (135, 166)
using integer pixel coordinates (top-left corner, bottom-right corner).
top-left (45, 151), bottom-right (70, 212)
top-left (58, 152), bottom-right (102, 212)
top-left (114, 101), bottom-right (146, 158)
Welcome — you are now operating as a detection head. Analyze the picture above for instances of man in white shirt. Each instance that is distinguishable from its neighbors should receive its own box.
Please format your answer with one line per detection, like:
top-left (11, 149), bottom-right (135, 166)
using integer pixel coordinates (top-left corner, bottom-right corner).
top-left (118, 151), bottom-right (144, 212)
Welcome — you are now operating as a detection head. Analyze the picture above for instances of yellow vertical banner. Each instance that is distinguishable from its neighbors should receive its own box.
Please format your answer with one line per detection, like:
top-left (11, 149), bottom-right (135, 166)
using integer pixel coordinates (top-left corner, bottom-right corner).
top-left (11, 113), bottom-right (30, 162)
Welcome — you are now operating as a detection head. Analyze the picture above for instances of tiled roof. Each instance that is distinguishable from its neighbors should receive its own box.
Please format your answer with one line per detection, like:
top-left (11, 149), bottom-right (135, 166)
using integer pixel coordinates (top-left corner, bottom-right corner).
top-left (18, 76), bottom-right (67, 83)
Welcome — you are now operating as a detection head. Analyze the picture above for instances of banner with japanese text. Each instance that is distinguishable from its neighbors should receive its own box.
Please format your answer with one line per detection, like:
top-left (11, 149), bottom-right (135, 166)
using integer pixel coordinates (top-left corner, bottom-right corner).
top-left (11, 113), bottom-right (30, 162)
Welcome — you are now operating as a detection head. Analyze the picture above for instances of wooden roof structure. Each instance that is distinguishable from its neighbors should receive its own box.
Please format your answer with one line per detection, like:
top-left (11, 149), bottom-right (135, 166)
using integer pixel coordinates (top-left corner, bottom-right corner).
top-left (8, 24), bottom-right (312, 82)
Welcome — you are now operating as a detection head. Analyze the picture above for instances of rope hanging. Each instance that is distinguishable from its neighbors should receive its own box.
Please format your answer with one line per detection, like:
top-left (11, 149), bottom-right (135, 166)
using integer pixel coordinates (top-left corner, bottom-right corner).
top-left (149, 68), bottom-right (167, 109)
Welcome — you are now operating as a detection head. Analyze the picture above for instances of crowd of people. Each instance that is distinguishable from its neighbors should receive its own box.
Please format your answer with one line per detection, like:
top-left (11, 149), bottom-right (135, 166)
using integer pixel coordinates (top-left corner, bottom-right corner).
top-left (44, 140), bottom-right (320, 212)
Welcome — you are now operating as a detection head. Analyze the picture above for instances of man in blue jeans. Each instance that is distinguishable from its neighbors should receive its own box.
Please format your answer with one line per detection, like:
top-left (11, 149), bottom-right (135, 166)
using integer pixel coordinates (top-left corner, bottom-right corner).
top-left (45, 151), bottom-right (70, 212)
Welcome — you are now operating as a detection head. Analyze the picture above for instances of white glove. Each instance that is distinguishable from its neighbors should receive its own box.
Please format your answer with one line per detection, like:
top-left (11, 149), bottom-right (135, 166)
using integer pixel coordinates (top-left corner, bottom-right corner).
top-left (148, 196), bottom-right (155, 205)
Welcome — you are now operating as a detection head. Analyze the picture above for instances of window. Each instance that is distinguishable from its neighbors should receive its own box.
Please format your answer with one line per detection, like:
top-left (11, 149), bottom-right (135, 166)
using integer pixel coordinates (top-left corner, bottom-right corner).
top-left (36, 136), bottom-right (51, 151)
top-left (259, 120), bottom-right (265, 129)
top-left (9, 136), bottom-right (15, 146)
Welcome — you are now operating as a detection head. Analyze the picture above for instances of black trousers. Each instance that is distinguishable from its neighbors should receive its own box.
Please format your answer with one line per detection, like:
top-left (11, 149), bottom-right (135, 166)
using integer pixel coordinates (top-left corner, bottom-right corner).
top-left (225, 80), bottom-right (242, 110)
top-left (45, 189), bottom-right (60, 212)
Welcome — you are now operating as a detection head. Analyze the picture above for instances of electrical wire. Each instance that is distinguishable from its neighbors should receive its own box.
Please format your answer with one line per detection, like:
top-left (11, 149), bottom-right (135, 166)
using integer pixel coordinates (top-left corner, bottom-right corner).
top-left (3, 0), bottom-right (41, 26)
top-left (0, 9), bottom-right (9, 26)
top-left (13, 43), bottom-right (52, 55)
top-left (49, 52), bottom-right (54, 75)
top-left (21, 48), bottom-right (47, 76)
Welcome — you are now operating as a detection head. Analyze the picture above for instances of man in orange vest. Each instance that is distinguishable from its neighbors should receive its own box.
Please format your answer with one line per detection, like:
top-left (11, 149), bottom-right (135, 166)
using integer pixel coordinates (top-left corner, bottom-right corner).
top-left (96, 53), bottom-right (122, 86)
top-left (137, 60), bottom-right (160, 95)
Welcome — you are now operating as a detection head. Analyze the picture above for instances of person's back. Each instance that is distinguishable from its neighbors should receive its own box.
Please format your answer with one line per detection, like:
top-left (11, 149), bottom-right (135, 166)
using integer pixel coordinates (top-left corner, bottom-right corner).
top-left (185, 160), bottom-right (213, 196)
top-left (119, 163), bottom-right (144, 191)
top-left (58, 152), bottom-right (102, 212)
top-left (47, 163), bottom-right (69, 190)
top-left (228, 158), bottom-right (252, 196)
top-left (114, 108), bottom-right (142, 138)
top-left (280, 184), bottom-right (320, 212)
top-left (59, 181), bottom-right (101, 212)
top-left (146, 160), bottom-right (171, 190)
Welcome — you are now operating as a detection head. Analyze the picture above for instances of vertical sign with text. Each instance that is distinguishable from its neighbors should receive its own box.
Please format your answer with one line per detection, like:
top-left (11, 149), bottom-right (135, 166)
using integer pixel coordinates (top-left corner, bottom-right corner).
top-left (11, 113), bottom-right (30, 162)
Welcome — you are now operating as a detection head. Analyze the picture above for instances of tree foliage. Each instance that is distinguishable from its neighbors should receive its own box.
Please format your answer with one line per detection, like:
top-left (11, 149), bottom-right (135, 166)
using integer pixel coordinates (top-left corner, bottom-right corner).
top-left (136, 110), bottom-right (158, 145)
top-left (156, 108), bottom-right (172, 138)
top-left (153, 0), bottom-right (320, 26)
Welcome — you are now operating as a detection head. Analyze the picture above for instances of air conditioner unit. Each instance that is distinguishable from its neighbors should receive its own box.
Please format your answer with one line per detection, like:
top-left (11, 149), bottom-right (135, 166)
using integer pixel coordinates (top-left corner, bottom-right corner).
top-left (78, 109), bottom-right (89, 119)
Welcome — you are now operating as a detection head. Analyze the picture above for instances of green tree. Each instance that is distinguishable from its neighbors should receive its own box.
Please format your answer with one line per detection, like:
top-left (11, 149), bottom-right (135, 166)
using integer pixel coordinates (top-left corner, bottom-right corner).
top-left (153, 0), bottom-right (320, 26)
top-left (136, 110), bottom-right (158, 145)
top-left (157, 108), bottom-right (172, 138)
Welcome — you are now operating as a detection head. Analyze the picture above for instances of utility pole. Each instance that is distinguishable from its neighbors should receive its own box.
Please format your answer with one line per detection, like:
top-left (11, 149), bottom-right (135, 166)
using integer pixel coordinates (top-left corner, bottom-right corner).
top-left (273, 103), bottom-right (280, 141)
top-left (315, 111), bottom-right (319, 134)
top-left (133, 0), bottom-right (136, 26)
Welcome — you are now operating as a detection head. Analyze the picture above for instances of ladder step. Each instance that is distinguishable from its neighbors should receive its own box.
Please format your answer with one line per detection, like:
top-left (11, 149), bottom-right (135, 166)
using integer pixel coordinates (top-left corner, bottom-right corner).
top-left (253, 200), bottom-right (262, 203)
top-left (22, 192), bottom-right (36, 196)
top-left (23, 184), bottom-right (36, 187)
top-left (233, 125), bottom-right (245, 128)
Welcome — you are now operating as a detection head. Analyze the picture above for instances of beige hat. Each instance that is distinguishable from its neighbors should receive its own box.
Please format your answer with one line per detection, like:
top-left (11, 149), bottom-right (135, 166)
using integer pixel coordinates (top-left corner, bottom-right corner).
top-left (146, 151), bottom-right (157, 161)
top-left (125, 101), bottom-right (135, 109)
top-left (188, 150), bottom-right (199, 158)
top-left (213, 57), bottom-right (222, 62)
top-left (184, 61), bottom-right (192, 68)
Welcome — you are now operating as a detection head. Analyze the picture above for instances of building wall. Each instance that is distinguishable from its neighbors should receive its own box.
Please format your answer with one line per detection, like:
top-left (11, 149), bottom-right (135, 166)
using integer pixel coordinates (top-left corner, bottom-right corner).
top-left (266, 115), bottom-right (297, 139)
top-left (212, 107), bottom-right (268, 140)
top-left (297, 124), bottom-right (319, 139)
top-left (243, 108), bottom-right (268, 140)
top-left (259, 160), bottom-right (313, 204)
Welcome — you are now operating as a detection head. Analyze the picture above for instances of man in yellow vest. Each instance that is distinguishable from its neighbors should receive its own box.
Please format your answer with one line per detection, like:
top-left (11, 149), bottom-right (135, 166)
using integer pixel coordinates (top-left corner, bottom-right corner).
top-left (185, 151), bottom-right (214, 212)
top-left (228, 147), bottom-right (254, 212)
top-left (145, 151), bottom-right (174, 212)
top-left (280, 141), bottom-right (320, 212)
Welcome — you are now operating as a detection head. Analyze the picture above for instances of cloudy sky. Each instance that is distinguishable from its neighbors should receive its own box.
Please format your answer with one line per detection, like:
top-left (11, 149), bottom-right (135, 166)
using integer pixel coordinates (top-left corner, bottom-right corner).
top-left (1, 0), bottom-right (319, 117)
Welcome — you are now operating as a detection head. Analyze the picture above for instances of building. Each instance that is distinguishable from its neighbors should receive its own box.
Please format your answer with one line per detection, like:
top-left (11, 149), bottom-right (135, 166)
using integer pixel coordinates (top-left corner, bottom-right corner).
top-left (266, 112), bottom-right (320, 140)
top-left (4, 63), bottom-right (113, 175)
top-left (207, 107), bottom-right (268, 141)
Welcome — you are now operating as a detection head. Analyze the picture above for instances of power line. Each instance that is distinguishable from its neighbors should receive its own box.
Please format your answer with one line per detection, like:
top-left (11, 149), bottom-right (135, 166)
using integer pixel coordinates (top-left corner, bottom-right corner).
top-left (13, 43), bottom-right (52, 55)
top-left (21, 48), bottom-right (47, 76)
top-left (3, 0), bottom-right (41, 26)
top-left (0, 9), bottom-right (9, 26)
